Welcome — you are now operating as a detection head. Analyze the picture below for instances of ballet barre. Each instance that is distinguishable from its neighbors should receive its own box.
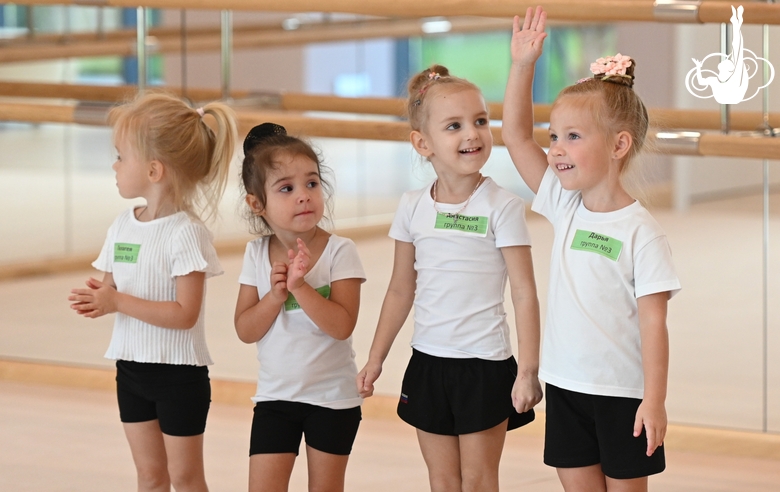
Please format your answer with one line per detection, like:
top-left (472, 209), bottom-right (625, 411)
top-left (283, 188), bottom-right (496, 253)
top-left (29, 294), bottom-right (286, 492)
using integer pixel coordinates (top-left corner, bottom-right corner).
top-left (4, 0), bottom-right (780, 25)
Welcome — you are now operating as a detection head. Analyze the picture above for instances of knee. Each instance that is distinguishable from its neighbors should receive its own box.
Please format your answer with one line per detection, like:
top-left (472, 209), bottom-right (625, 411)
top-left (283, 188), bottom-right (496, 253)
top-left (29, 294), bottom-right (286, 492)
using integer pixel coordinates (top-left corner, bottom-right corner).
top-left (136, 466), bottom-right (170, 491)
top-left (169, 468), bottom-right (207, 491)
top-left (429, 474), bottom-right (462, 492)
top-left (460, 470), bottom-right (498, 492)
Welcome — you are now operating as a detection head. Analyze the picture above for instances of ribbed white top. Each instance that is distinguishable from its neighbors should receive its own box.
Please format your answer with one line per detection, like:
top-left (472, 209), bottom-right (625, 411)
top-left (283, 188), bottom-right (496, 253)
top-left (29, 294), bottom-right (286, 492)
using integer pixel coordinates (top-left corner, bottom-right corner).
top-left (93, 208), bottom-right (222, 366)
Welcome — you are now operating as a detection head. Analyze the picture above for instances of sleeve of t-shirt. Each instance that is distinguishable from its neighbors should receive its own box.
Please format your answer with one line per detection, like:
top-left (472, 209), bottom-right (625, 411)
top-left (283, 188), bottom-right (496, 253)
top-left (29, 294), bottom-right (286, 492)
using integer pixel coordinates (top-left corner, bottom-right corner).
top-left (388, 191), bottom-right (414, 243)
top-left (170, 222), bottom-right (223, 279)
top-left (531, 167), bottom-right (578, 223)
top-left (92, 219), bottom-right (118, 273)
top-left (493, 195), bottom-right (532, 248)
top-left (330, 237), bottom-right (367, 283)
top-left (634, 235), bottom-right (682, 299)
top-left (238, 240), bottom-right (260, 287)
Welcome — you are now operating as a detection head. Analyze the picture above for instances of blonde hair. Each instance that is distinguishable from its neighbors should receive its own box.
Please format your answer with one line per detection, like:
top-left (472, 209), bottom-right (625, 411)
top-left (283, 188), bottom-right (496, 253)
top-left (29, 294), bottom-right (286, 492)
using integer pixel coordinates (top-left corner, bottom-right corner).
top-left (553, 61), bottom-right (648, 174)
top-left (109, 92), bottom-right (238, 221)
top-left (406, 64), bottom-right (482, 132)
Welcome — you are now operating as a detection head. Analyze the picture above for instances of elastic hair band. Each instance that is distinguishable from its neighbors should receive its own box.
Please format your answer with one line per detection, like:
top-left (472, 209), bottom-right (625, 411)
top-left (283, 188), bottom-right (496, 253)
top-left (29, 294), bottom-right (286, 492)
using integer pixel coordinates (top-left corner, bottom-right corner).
top-left (413, 71), bottom-right (443, 107)
top-left (196, 107), bottom-right (205, 117)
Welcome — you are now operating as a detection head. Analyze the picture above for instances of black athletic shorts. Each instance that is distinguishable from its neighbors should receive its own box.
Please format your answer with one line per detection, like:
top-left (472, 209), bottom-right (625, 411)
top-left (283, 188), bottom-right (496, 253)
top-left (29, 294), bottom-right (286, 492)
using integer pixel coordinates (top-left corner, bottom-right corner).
top-left (249, 400), bottom-right (362, 456)
top-left (544, 383), bottom-right (665, 479)
top-left (396, 349), bottom-right (534, 436)
top-left (115, 360), bottom-right (211, 437)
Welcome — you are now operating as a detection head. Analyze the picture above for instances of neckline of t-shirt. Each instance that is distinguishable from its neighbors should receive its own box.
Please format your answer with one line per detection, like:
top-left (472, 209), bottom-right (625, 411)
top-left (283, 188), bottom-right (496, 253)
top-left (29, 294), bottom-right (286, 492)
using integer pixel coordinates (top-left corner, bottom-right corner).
top-left (575, 199), bottom-right (642, 222)
top-left (426, 176), bottom-right (492, 210)
top-left (129, 206), bottom-right (184, 225)
top-left (264, 233), bottom-right (333, 274)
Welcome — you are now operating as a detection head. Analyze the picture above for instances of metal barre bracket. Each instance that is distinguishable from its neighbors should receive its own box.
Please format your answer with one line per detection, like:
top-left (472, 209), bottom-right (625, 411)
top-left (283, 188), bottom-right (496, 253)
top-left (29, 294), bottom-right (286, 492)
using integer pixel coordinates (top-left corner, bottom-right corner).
top-left (656, 131), bottom-right (701, 155)
top-left (654, 0), bottom-right (702, 23)
top-left (73, 101), bottom-right (113, 126)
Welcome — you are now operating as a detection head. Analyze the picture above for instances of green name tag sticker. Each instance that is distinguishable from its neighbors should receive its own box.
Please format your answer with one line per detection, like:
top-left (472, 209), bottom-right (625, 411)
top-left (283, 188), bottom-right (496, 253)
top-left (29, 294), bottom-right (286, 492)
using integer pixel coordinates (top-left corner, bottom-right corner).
top-left (434, 213), bottom-right (488, 236)
top-left (284, 285), bottom-right (331, 311)
top-left (114, 243), bottom-right (141, 263)
top-left (571, 230), bottom-right (623, 261)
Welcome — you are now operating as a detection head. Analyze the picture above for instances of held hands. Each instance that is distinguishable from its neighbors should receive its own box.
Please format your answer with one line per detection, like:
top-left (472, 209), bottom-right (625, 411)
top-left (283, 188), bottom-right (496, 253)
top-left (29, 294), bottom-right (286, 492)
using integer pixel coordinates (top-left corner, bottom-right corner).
top-left (286, 238), bottom-right (311, 292)
top-left (511, 6), bottom-right (547, 66)
top-left (511, 371), bottom-right (543, 414)
top-left (634, 399), bottom-right (667, 457)
top-left (68, 277), bottom-right (118, 318)
top-left (356, 359), bottom-right (383, 398)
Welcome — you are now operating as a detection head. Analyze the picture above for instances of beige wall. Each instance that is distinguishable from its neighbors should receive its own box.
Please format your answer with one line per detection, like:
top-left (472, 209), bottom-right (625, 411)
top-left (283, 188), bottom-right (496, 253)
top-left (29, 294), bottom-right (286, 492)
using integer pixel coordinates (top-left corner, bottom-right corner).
top-left (161, 10), bottom-right (304, 93)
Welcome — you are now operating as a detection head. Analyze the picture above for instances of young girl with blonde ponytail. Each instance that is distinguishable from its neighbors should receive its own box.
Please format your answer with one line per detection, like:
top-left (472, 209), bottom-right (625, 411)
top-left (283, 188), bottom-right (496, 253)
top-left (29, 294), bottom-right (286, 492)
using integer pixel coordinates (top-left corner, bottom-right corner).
top-left (68, 92), bottom-right (237, 492)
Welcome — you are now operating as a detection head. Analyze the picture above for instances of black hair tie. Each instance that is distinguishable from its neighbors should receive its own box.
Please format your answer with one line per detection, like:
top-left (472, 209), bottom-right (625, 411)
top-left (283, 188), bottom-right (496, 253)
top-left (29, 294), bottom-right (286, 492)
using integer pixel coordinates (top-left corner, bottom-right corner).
top-left (243, 122), bottom-right (287, 154)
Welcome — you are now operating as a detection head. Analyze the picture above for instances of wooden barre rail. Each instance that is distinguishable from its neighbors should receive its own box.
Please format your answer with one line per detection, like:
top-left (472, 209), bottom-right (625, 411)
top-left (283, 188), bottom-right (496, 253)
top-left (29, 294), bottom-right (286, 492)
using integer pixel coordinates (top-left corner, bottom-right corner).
top-left (5, 0), bottom-right (780, 25)
top-left (0, 101), bottom-right (778, 160)
top-left (0, 17), bottom-right (510, 64)
top-left (1, 82), bottom-right (779, 132)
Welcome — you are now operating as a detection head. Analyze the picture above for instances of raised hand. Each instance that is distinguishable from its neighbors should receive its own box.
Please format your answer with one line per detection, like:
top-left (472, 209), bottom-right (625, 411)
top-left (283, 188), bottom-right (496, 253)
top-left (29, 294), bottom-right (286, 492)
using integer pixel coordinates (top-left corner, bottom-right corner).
top-left (287, 238), bottom-right (311, 291)
top-left (510, 6), bottom-right (548, 66)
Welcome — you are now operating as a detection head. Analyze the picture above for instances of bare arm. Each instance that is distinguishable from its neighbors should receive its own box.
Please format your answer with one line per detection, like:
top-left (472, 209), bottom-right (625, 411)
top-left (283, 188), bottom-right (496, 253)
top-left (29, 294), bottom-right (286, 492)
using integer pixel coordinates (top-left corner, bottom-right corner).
top-left (234, 261), bottom-right (290, 344)
top-left (503, 7), bottom-right (550, 194)
top-left (285, 238), bottom-right (362, 341)
top-left (69, 271), bottom-right (206, 330)
top-left (290, 278), bottom-right (362, 341)
top-left (356, 240), bottom-right (417, 398)
top-left (501, 245), bottom-right (543, 413)
top-left (634, 291), bottom-right (670, 457)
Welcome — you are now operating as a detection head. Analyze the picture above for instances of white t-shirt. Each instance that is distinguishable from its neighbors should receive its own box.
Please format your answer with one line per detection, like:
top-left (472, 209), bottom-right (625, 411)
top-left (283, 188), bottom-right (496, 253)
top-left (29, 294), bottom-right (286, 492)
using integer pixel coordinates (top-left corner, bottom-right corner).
top-left (239, 234), bottom-right (366, 410)
top-left (389, 177), bottom-right (532, 360)
top-left (94, 207), bottom-right (222, 366)
top-left (532, 168), bottom-right (681, 399)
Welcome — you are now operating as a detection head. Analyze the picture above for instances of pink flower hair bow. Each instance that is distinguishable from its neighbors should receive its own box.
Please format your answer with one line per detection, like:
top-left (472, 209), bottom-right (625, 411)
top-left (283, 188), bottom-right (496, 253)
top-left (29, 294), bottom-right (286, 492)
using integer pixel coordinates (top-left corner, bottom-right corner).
top-left (590, 53), bottom-right (633, 77)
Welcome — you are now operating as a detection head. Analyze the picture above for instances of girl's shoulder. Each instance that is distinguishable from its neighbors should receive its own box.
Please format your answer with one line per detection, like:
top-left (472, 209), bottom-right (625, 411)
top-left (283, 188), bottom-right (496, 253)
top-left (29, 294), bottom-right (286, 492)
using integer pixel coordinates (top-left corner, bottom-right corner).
top-left (245, 234), bottom-right (272, 256)
top-left (480, 177), bottom-right (525, 205)
top-left (325, 233), bottom-right (363, 259)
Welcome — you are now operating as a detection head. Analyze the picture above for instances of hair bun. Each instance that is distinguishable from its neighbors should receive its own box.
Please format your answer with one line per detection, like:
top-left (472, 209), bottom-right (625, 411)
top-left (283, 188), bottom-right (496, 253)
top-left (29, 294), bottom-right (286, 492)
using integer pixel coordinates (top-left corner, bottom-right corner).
top-left (243, 122), bottom-right (287, 154)
top-left (588, 54), bottom-right (635, 88)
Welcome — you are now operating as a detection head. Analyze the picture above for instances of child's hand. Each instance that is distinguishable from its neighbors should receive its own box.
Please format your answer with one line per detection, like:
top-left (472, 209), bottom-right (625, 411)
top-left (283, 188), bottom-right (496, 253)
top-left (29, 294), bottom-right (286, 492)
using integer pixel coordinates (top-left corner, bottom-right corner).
top-left (511, 372), bottom-right (543, 413)
top-left (287, 238), bottom-right (310, 291)
top-left (356, 360), bottom-right (383, 398)
top-left (269, 261), bottom-right (289, 304)
top-left (510, 6), bottom-right (548, 66)
top-left (634, 400), bottom-right (667, 456)
top-left (68, 277), bottom-right (118, 318)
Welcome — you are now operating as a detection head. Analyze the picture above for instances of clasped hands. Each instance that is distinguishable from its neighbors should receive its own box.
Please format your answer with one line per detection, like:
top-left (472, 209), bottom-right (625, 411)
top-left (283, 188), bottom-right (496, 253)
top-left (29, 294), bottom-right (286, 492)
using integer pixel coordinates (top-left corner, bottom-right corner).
top-left (269, 238), bottom-right (312, 304)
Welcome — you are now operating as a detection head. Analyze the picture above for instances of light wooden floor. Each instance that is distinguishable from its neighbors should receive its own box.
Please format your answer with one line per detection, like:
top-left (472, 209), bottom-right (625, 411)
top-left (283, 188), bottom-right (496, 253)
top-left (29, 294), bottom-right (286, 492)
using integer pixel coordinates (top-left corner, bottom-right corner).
top-left (2, 379), bottom-right (780, 492)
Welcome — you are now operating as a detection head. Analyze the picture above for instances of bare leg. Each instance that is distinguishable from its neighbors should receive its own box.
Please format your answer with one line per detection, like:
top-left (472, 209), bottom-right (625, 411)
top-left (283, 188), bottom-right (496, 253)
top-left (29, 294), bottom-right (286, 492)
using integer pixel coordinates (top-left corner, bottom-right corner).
top-left (605, 476), bottom-right (648, 492)
top-left (162, 433), bottom-right (209, 492)
top-left (305, 445), bottom-right (350, 492)
top-left (416, 430), bottom-right (461, 492)
top-left (248, 453), bottom-right (296, 492)
top-left (557, 465), bottom-right (607, 492)
top-left (458, 419), bottom-right (508, 492)
top-left (123, 421), bottom-right (171, 492)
